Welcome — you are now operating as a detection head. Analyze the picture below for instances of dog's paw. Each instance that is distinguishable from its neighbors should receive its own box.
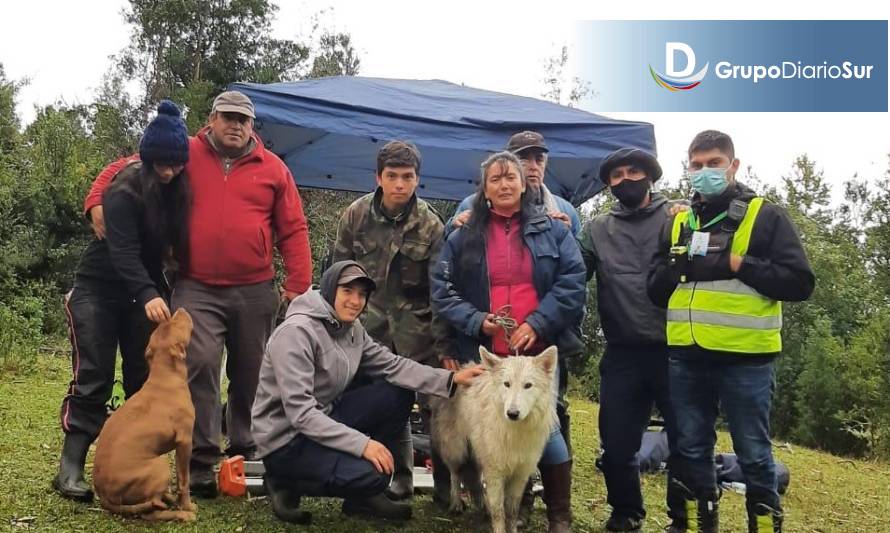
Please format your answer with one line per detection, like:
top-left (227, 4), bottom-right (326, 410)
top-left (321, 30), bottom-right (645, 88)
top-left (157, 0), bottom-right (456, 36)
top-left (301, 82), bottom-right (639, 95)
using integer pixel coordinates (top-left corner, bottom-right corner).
top-left (180, 500), bottom-right (198, 512)
top-left (177, 510), bottom-right (197, 522)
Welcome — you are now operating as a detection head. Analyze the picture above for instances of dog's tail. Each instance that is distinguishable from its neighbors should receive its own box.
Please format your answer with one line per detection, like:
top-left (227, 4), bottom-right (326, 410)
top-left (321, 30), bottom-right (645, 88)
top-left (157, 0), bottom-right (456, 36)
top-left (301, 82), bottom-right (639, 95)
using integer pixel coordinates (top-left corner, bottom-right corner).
top-left (100, 499), bottom-right (162, 515)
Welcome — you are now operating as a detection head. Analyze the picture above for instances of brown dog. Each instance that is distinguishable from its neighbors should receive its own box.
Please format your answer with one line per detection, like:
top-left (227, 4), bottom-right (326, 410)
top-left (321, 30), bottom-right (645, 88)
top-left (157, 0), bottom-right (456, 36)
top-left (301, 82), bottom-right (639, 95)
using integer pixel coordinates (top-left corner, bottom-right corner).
top-left (92, 308), bottom-right (197, 521)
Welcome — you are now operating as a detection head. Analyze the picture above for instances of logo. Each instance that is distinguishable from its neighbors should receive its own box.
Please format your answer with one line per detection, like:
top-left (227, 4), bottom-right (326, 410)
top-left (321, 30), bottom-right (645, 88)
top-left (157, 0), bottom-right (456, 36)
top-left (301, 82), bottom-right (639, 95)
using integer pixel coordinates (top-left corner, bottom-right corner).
top-left (649, 42), bottom-right (709, 91)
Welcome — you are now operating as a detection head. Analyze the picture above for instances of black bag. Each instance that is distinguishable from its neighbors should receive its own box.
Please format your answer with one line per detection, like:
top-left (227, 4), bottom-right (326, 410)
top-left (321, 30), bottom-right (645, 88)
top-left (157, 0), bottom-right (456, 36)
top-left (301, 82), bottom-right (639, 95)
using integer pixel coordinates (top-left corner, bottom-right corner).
top-left (716, 453), bottom-right (791, 494)
top-left (637, 429), bottom-right (670, 473)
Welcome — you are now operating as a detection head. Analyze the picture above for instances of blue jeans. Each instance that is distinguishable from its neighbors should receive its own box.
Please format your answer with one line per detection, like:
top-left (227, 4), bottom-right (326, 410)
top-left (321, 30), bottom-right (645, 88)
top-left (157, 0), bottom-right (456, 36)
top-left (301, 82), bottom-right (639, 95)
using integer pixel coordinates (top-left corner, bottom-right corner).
top-left (540, 363), bottom-right (570, 465)
top-left (263, 381), bottom-right (414, 499)
top-left (668, 349), bottom-right (780, 509)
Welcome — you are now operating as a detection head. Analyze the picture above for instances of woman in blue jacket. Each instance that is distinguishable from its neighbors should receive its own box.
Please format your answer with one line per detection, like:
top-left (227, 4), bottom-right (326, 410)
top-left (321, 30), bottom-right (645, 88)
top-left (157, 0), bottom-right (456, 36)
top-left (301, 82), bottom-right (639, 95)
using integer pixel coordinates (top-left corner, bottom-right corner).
top-left (431, 151), bottom-right (586, 533)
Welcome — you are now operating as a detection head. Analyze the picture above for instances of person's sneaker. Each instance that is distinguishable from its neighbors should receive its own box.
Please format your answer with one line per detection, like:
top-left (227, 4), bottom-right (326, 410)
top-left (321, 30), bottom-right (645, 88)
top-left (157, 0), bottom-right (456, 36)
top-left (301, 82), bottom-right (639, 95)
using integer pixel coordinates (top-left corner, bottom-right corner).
top-left (189, 461), bottom-right (218, 498)
top-left (264, 477), bottom-right (311, 524)
top-left (342, 492), bottom-right (412, 520)
top-left (605, 513), bottom-right (643, 532)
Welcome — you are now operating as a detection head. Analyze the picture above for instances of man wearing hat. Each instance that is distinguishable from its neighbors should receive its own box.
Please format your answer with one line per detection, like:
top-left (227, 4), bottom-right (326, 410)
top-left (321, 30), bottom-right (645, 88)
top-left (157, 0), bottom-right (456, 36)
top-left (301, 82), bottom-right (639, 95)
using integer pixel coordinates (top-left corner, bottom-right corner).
top-left (448, 130), bottom-right (581, 235)
top-left (577, 148), bottom-right (682, 533)
top-left (82, 90), bottom-right (313, 497)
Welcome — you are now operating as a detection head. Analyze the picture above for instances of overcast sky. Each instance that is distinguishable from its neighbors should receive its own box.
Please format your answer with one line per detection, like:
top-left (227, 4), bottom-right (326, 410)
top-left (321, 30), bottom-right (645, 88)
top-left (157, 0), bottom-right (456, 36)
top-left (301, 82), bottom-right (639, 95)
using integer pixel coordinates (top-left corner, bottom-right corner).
top-left (2, 1), bottom-right (888, 201)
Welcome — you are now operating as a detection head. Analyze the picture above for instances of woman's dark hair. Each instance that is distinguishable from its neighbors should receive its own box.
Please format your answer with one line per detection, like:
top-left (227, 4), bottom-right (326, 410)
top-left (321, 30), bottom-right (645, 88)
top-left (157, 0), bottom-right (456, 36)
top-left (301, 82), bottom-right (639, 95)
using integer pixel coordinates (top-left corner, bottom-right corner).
top-left (106, 162), bottom-right (191, 273)
top-left (459, 151), bottom-right (535, 270)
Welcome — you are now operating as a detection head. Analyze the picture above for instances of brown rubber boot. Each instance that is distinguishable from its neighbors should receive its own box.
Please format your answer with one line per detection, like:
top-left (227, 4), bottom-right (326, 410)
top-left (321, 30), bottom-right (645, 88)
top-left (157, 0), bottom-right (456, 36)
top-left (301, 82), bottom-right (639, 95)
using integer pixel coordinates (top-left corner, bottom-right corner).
top-left (540, 460), bottom-right (572, 533)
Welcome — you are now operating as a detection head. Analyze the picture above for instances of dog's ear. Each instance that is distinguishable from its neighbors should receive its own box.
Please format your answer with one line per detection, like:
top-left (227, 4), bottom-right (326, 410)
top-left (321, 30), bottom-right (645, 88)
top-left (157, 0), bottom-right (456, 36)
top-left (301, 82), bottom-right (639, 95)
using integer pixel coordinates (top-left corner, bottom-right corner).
top-left (172, 343), bottom-right (187, 360)
top-left (479, 346), bottom-right (502, 369)
top-left (534, 346), bottom-right (558, 376)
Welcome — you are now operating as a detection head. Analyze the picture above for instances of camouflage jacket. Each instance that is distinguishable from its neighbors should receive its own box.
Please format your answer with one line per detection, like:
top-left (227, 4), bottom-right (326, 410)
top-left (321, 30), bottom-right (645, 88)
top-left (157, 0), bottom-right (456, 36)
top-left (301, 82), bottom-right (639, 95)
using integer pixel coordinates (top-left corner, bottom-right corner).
top-left (332, 189), bottom-right (450, 365)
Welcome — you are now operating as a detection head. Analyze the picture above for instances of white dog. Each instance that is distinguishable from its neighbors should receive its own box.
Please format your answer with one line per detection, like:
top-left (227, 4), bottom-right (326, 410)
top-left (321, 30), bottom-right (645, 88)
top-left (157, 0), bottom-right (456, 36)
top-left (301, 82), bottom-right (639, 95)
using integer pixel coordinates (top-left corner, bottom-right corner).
top-left (431, 346), bottom-right (558, 533)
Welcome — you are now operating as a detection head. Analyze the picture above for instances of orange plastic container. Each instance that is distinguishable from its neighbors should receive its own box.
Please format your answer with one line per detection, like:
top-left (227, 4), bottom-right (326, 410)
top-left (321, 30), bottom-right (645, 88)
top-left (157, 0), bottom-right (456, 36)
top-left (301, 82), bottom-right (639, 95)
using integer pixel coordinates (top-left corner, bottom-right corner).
top-left (218, 455), bottom-right (247, 497)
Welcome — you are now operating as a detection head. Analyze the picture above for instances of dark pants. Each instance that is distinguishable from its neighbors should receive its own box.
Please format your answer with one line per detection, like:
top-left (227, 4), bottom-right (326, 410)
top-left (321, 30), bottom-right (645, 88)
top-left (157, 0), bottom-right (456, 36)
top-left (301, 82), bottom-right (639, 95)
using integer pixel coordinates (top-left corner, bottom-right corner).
top-left (669, 350), bottom-right (780, 510)
top-left (599, 343), bottom-right (678, 521)
top-left (60, 278), bottom-right (153, 439)
top-left (171, 278), bottom-right (279, 465)
top-left (263, 381), bottom-right (414, 499)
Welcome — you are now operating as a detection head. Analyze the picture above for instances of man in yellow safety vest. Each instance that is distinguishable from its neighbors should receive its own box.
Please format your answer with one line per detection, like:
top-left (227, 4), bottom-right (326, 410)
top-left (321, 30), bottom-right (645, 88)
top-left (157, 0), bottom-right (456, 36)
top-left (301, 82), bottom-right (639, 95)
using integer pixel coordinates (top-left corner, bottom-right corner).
top-left (648, 130), bottom-right (815, 533)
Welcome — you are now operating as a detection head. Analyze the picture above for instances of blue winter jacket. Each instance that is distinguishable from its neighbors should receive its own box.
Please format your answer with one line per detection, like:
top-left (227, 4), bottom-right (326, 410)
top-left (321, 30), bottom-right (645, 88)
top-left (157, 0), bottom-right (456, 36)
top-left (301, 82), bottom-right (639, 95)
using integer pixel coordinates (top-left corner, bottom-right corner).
top-left (431, 210), bottom-right (586, 363)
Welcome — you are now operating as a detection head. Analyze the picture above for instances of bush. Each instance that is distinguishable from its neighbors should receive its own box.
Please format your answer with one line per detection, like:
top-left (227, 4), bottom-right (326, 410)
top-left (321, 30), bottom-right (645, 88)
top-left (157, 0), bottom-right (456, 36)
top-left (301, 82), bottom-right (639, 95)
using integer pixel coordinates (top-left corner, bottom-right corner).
top-left (0, 292), bottom-right (45, 373)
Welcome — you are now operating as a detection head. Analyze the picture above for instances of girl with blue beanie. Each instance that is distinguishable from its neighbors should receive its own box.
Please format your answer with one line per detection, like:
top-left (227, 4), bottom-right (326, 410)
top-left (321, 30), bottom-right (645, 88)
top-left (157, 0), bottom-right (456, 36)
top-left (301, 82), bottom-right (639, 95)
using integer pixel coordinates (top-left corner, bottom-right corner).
top-left (53, 100), bottom-right (192, 502)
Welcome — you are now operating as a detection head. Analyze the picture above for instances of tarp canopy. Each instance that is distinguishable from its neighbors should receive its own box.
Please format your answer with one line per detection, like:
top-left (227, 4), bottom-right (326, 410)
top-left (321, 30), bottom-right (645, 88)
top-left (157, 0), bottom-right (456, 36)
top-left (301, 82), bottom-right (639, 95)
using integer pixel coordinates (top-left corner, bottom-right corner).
top-left (231, 77), bottom-right (656, 206)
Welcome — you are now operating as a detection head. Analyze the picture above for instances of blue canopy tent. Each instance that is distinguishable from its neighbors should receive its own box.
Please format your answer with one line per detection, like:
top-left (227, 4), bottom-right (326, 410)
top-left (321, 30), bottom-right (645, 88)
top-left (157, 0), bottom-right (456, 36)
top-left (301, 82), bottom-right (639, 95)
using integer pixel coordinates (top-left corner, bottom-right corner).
top-left (231, 77), bottom-right (656, 206)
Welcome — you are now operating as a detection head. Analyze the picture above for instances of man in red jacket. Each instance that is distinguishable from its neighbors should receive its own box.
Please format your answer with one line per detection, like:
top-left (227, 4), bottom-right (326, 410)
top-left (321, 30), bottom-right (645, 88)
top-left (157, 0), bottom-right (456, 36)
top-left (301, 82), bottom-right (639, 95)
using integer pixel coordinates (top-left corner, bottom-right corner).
top-left (83, 90), bottom-right (313, 497)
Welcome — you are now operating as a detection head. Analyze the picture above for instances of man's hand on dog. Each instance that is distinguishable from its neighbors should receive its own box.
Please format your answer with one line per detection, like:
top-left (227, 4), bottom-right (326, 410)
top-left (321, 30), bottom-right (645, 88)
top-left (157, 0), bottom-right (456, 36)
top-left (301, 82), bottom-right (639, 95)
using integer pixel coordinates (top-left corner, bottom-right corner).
top-left (453, 365), bottom-right (485, 385)
top-left (145, 297), bottom-right (172, 323)
top-left (362, 439), bottom-right (394, 474)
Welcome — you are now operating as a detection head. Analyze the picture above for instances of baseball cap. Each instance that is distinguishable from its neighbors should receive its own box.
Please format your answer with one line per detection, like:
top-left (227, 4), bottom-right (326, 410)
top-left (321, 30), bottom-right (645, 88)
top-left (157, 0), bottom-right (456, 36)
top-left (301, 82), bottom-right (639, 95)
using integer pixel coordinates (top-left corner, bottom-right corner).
top-left (506, 130), bottom-right (549, 154)
top-left (337, 264), bottom-right (376, 291)
top-left (211, 91), bottom-right (255, 118)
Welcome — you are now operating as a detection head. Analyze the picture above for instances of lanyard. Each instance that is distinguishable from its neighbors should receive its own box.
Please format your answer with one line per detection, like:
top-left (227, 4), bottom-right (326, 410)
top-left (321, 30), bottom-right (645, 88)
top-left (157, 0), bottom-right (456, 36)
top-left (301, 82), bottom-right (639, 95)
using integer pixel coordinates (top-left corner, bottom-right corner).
top-left (688, 210), bottom-right (728, 231)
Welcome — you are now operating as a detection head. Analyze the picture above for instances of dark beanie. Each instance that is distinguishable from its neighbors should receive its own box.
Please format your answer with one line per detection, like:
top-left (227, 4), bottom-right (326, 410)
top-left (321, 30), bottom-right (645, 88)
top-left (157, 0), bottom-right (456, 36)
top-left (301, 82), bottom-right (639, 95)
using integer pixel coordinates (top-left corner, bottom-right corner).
top-left (139, 100), bottom-right (189, 165)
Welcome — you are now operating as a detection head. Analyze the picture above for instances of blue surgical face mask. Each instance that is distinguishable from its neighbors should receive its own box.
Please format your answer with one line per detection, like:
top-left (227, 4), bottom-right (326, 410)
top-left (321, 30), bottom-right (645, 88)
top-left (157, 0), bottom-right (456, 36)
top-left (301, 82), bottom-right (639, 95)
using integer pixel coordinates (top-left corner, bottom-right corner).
top-left (690, 167), bottom-right (729, 198)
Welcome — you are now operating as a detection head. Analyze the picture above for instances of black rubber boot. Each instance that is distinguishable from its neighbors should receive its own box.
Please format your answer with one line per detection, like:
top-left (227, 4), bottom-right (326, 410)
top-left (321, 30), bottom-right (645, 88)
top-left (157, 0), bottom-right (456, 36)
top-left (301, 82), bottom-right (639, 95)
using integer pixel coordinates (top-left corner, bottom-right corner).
top-left (604, 513), bottom-right (643, 532)
top-left (52, 432), bottom-right (94, 502)
top-left (665, 480), bottom-right (719, 533)
top-left (189, 460), bottom-right (218, 498)
top-left (747, 502), bottom-right (783, 533)
top-left (665, 477), bottom-right (692, 533)
top-left (342, 492), bottom-right (412, 520)
top-left (695, 491), bottom-right (720, 533)
top-left (264, 476), bottom-right (312, 524)
top-left (384, 424), bottom-right (414, 501)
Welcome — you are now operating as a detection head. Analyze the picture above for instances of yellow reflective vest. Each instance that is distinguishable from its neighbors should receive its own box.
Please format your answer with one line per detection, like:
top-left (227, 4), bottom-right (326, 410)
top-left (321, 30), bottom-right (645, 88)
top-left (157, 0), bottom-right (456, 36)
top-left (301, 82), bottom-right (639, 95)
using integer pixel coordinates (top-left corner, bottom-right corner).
top-left (666, 197), bottom-right (782, 354)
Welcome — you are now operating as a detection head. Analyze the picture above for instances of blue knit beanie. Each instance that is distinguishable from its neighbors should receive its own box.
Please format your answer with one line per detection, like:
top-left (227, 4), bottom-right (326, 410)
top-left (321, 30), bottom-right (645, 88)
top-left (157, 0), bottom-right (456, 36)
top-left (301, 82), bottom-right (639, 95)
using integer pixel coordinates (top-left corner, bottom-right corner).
top-left (139, 100), bottom-right (189, 165)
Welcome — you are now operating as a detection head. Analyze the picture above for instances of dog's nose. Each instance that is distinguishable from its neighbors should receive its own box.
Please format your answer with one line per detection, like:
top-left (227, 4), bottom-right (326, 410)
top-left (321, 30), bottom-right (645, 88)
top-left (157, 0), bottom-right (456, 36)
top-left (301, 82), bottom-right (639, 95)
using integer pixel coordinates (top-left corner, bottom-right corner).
top-left (507, 409), bottom-right (520, 420)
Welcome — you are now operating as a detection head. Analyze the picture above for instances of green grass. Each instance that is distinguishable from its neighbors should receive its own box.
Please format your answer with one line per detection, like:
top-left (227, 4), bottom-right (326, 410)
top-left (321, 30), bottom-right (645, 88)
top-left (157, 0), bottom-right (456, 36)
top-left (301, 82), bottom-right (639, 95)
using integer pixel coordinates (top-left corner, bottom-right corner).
top-left (2, 356), bottom-right (890, 532)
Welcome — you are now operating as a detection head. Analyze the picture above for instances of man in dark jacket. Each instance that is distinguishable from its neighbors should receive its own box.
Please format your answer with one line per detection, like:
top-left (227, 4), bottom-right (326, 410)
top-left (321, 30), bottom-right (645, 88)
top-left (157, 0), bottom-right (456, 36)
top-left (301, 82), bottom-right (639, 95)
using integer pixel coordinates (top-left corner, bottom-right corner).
top-left (648, 130), bottom-right (815, 533)
top-left (577, 148), bottom-right (681, 533)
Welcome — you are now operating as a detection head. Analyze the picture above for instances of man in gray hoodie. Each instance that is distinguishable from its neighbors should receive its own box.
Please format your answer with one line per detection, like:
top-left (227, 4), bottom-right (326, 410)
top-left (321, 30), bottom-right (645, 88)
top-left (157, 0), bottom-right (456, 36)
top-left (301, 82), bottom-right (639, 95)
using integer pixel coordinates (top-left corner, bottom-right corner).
top-left (251, 260), bottom-right (482, 524)
top-left (577, 148), bottom-right (681, 533)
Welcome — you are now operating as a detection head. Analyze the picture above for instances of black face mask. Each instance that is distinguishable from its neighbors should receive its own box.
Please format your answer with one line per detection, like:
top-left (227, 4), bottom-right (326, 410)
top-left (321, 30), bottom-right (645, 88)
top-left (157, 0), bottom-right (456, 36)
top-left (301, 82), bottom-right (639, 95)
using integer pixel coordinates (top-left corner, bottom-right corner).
top-left (611, 177), bottom-right (651, 208)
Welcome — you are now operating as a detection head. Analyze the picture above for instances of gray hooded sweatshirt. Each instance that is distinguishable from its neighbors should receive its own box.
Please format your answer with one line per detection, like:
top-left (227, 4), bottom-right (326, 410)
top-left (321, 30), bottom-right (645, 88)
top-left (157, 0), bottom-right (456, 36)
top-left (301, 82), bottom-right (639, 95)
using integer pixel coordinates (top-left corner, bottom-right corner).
top-left (251, 285), bottom-right (454, 459)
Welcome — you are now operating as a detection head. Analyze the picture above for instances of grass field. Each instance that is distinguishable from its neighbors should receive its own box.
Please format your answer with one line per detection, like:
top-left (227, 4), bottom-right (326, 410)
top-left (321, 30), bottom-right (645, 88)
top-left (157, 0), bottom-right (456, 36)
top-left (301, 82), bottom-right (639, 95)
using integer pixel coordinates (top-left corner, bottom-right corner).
top-left (2, 355), bottom-right (889, 532)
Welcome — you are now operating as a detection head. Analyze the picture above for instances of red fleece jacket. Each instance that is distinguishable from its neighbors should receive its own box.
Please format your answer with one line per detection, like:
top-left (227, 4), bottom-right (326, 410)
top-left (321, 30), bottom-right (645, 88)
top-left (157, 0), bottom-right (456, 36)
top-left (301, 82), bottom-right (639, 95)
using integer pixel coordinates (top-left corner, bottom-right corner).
top-left (83, 129), bottom-right (312, 294)
top-left (486, 212), bottom-right (543, 356)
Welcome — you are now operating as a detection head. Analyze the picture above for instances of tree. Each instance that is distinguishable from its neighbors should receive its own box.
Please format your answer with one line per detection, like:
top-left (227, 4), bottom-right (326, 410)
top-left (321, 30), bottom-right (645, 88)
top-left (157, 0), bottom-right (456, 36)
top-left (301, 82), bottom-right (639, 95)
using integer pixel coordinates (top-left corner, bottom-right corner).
top-left (541, 45), bottom-right (593, 108)
top-left (781, 155), bottom-right (832, 225)
top-left (118, 0), bottom-right (310, 119)
top-left (309, 32), bottom-right (361, 78)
